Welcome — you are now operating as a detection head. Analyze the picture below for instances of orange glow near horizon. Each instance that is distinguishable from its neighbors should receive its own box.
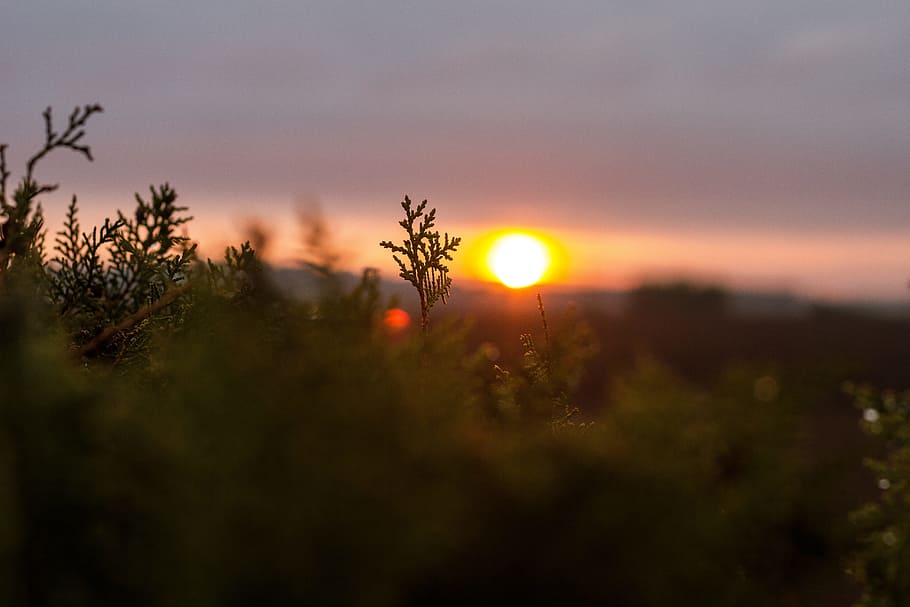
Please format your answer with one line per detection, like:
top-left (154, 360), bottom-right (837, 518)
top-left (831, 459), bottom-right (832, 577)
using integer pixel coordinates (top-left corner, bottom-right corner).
top-left (156, 202), bottom-right (910, 300)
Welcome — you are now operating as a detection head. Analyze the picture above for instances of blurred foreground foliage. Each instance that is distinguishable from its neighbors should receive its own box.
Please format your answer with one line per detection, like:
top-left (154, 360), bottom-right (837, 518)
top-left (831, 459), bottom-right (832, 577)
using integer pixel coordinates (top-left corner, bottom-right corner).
top-left (0, 105), bottom-right (881, 606)
top-left (848, 386), bottom-right (910, 607)
top-left (0, 275), bottom-right (855, 606)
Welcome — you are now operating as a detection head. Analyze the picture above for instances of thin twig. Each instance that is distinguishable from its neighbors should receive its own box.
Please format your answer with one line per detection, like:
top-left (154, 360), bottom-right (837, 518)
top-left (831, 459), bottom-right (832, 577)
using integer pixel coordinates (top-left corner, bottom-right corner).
top-left (0, 144), bottom-right (9, 207)
top-left (78, 282), bottom-right (190, 357)
top-left (537, 292), bottom-right (550, 352)
top-left (25, 104), bottom-right (103, 185)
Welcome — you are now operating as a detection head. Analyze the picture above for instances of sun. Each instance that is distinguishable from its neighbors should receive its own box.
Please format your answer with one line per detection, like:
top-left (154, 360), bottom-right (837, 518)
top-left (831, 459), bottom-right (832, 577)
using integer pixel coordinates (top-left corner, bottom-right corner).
top-left (487, 233), bottom-right (551, 288)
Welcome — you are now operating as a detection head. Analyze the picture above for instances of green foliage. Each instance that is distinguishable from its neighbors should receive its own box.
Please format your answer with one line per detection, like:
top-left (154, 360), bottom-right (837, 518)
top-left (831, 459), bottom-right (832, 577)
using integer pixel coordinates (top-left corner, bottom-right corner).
top-left (494, 294), bottom-right (598, 429)
top-left (205, 241), bottom-right (263, 299)
top-left (380, 195), bottom-right (461, 332)
top-left (108, 184), bottom-right (195, 300)
top-left (49, 196), bottom-right (125, 317)
top-left (48, 184), bottom-right (203, 358)
top-left (0, 277), bottom-right (849, 607)
top-left (847, 385), bottom-right (910, 607)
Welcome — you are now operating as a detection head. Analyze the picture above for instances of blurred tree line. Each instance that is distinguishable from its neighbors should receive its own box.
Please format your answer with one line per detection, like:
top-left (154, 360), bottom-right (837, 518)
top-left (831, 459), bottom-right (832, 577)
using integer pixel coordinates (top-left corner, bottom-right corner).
top-left (0, 106), bottom-right (903, 606)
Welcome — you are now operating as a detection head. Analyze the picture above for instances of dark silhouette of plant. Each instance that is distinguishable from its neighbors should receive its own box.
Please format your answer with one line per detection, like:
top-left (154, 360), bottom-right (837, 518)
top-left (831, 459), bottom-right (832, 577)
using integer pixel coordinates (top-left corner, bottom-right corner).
top-left (0, 104), bottom-right (103, 281)
top-left (1, 105), bottom-right (270, 360)
top-left (494, 294), bottom-right (598, 429)
top-left (108, 184), bottom-right (195, 301)
top-left (45, 182), bottom-right (198, 355)
top-left (205, 241), bottom-right (264, 298)
top-left (380, 195), bottom-right (461, 333)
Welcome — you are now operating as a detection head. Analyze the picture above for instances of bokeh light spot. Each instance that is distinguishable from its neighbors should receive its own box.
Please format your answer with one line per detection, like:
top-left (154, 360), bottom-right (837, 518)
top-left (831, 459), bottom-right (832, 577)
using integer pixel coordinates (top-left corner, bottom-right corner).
top-left (383, 308), bottom-right (410, 331)
top-left (753, 376), bottom-right (779, 402)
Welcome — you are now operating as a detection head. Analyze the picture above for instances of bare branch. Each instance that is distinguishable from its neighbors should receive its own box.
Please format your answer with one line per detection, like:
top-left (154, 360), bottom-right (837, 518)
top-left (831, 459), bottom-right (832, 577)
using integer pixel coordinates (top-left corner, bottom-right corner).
top-left (25, 104), bottom-right (104, 186)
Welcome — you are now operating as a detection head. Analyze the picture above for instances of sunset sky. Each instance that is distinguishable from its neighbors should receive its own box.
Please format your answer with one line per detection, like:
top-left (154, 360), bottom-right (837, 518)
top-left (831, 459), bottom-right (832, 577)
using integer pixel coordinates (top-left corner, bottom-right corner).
top-left (5, 1), bottom-right (910, 299)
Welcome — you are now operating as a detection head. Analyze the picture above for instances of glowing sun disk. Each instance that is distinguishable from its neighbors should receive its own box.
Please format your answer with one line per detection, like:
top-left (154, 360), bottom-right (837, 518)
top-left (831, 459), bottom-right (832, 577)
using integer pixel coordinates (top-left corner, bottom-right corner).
top-left (488, 233), bottom-right (550, 288)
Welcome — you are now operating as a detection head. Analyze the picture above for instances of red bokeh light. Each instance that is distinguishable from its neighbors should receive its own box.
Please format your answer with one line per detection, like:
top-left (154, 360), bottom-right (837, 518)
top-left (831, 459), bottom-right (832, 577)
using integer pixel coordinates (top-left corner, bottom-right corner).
top-left (383, 308), bottom-right (410, 331)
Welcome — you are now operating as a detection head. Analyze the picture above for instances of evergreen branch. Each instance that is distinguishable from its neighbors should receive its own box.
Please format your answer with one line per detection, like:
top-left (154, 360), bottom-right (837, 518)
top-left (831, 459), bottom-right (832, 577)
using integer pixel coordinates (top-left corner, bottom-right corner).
top-left (380, 195), bottom-right (460, 332)
top-left (78, 282), bottom-right (191, 357)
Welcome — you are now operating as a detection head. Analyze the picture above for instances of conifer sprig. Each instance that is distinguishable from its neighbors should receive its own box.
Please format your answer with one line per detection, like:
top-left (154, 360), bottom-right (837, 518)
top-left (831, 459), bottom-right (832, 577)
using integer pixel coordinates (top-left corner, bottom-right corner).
top-left (380, 195), bottom-right (461, 333)
top-left (50, 195), bottom-right (125, 318)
